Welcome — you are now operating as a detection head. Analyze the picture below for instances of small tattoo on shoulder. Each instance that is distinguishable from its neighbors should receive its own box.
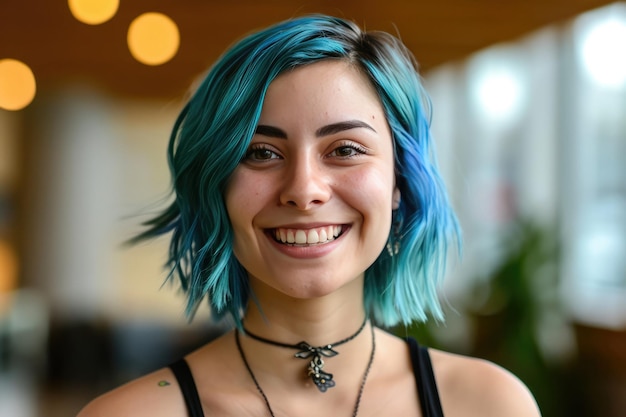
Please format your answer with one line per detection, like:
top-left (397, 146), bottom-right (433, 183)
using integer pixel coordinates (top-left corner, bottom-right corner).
top-left (158, 380), bottom-right (171, 387)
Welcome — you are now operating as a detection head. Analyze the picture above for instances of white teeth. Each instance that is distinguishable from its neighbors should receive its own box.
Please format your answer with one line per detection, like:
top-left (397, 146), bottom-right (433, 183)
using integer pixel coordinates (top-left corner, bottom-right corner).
top-left (295, 230), bottom-right (307, 244)
top-left (307, 230), bottom-right (319, 244)
top-left (274, 225), bottom-right (343, 245)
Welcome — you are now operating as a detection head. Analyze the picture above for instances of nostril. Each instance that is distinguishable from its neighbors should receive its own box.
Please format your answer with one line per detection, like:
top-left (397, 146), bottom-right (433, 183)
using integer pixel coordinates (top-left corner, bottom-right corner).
top-left (285, 199), bottom-right (324, 209)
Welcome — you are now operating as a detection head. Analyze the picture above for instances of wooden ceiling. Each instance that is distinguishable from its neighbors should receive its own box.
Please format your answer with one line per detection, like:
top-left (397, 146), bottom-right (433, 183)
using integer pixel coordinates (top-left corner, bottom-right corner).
top-left (0, 0), bottom-right (618, 99)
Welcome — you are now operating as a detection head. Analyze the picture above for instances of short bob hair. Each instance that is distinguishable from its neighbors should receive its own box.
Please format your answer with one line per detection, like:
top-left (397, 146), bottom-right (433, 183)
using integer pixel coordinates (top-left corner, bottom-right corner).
top-left (136, 14), bottom-right (460, 327)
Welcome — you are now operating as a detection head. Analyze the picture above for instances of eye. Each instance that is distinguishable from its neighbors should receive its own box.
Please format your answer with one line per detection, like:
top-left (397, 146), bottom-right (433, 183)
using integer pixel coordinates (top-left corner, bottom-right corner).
top-left (328, 143), bottom-right (368, 159)
top-left (243, 145), bottom-right (281, 162)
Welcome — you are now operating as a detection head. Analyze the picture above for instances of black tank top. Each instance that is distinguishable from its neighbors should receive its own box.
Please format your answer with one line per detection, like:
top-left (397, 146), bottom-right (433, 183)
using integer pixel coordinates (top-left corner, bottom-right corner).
top-left (169, 337), bottom-right (444, 416)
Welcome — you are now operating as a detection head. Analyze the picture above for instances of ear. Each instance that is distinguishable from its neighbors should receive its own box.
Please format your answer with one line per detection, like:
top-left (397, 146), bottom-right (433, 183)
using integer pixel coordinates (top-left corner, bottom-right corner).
top-left (392, 187), bottom-right (401, 210)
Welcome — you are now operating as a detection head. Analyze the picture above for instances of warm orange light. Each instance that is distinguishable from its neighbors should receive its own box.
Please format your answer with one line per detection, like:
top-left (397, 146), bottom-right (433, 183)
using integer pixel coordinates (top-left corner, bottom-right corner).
top-left (0, 240), bottom-right (18, 294)
top-left (127, 12), bottom-right (180, 66)
top-left (0, 59), bottom-right (36, 111)
top-left (68, 0), bottom-right (119, 25)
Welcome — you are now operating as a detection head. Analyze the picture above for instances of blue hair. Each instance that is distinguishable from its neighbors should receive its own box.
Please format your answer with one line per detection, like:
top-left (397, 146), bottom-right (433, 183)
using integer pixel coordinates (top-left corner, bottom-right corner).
top-left (135, 14), bottom-right (460, 327)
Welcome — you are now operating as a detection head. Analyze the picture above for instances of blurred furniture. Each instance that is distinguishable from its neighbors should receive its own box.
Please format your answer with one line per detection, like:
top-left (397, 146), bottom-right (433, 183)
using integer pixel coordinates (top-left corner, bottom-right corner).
top-left (574, 324), bottom-right (626, 417)
top-left (0, 289), bottom-right (49, 417)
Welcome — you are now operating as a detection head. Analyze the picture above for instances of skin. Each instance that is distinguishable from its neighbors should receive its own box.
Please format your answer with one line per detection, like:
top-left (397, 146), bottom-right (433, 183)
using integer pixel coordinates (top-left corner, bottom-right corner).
top-left (225, 58), bottom-right (398, 307)
top-left (77, 60), bottom-right (541, 417)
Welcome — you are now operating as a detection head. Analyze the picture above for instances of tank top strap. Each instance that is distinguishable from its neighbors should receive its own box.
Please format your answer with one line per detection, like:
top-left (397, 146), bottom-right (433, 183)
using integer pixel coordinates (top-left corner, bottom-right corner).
top-left (407, 337), bottom-right (444, 417)
top-left (169, 358), bottom-right (205, 417)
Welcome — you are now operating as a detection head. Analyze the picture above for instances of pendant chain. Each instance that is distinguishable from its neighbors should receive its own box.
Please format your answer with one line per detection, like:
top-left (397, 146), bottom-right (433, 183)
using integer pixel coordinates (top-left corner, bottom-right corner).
top-left (242, 318), bottom-right (367, 392)
top-left (235, 324), bottom-right (376, 417)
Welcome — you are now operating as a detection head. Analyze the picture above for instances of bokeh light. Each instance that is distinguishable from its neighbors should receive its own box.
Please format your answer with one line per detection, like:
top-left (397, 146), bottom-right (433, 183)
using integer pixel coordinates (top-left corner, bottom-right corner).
top-left (475, 69), bottom-right (524, 120)
top-left (0, 59), bottom-right (37, 111)
top-left (469, 62), bottom-right (526, 127)
top-left (68, 0), bottom-right (119, 25)
top-left (127, 12), bottom-right (180, 66)
top-left (0, 240), bottom-right (18, 294)
top-left (580, 17), bottom-right (626, 88)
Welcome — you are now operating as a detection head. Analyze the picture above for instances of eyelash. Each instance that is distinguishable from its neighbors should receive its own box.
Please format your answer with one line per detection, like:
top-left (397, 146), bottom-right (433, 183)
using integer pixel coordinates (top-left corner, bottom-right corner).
top-left (243, 145), bottom-right (280, 162)
top-left (242, 141), bottom-right (368, 163)
top-left (327, 142), bottom-right (368, 159)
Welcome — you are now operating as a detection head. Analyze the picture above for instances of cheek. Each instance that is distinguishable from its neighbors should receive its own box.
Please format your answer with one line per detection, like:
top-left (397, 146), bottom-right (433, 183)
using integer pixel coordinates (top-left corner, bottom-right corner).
top-left (225, 173), bottom-right (260, 247)
top-left (225, 171), bottom-right (267, 218)
top-left (224, 170), bottom-right (281, 266)
top-left (224, 179), bottom-right (256, 264)
top-left (340, 167), bottom-right (396, 210)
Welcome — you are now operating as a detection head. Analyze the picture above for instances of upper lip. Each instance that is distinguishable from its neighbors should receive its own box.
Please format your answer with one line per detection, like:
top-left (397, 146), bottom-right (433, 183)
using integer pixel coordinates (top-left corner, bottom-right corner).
top-left (267, 222), bottom-right (345, 230)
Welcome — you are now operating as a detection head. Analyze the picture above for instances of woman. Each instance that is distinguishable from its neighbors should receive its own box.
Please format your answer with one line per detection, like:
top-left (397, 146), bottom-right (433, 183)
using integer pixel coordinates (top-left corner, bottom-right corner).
top-left (78, 15), bottom-right (541, 417)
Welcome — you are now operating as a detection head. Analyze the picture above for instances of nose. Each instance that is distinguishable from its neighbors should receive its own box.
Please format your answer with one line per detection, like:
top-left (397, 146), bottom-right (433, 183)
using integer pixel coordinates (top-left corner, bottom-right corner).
top-left (279, 155), bottom-right (331, 210)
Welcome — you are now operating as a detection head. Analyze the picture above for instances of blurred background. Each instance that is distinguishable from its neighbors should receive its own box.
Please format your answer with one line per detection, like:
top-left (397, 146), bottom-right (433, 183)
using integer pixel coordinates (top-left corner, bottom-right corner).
top-left (1, 1), bottom-right (625, 416)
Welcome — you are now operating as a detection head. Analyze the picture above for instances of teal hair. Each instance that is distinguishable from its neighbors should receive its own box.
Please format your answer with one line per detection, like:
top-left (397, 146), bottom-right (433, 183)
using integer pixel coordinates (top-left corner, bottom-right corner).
top-left (135, 14), bottom-right (460, 327)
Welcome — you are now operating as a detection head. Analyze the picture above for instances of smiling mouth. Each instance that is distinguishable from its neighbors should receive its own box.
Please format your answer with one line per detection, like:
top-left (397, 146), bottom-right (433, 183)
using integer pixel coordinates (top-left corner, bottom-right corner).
top-left (271, 225), bottom-right (344, 246)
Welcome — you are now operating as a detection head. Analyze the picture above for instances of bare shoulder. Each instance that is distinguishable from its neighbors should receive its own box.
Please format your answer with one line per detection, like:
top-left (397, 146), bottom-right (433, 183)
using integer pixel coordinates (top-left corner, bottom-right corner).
top-left (429, 349), bottom-right (541, 417)
top-left (76, 366), bottom-right (186, 417)
top-left (76, 330), bottom-right (246, 417)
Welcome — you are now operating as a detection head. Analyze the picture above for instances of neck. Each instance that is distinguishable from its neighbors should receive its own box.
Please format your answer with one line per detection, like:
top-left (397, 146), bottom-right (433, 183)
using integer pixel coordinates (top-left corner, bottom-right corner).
top-left (238, 288), bottom-right (372, 395)
top-left (235, 321), bottom-right (376, 417)
top-left (244, 306), bottom-right (367, 347)
top-left (235, 277), bottom-right (375, 415)
top-left (243, 274), bottom-right (367, 345)
top-left (237, 318), bottom-right (374, 396)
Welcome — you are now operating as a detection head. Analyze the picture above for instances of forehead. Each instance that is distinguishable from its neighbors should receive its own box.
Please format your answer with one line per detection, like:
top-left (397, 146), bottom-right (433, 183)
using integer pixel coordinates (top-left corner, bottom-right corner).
top-left (260, 60), bottom-right (386, 124)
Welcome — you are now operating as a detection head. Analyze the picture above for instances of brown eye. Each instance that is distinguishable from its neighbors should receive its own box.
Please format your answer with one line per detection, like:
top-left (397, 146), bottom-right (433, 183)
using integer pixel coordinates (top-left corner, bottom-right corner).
top-left (244, 146), bottom-right (280, 162)
top-left (329, 144), bottom-right (367, 158)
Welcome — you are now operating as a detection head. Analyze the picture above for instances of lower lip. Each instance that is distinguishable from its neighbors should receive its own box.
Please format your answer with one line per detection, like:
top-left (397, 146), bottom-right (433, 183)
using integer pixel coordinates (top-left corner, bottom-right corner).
top-left (266, 228), bottom-right (348, 259)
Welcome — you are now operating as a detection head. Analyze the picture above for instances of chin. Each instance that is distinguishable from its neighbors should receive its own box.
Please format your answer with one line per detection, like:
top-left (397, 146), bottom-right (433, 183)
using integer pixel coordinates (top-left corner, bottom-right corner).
top-left (275, 273), bottom-right (363, 301)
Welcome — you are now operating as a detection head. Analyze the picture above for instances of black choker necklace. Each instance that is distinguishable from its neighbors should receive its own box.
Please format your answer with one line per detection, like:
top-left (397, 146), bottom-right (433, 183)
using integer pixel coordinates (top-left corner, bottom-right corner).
top-left (236, 324), bottom-right (375, 417)
top-left (242, 318), bottom-right (367, 392)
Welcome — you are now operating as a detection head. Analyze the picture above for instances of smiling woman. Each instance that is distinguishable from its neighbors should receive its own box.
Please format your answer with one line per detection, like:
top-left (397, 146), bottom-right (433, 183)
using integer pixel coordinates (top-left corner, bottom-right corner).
top-left (225, 61), bottom-right (397, 302)
top-left (78, 14), bottom-right (541, 417)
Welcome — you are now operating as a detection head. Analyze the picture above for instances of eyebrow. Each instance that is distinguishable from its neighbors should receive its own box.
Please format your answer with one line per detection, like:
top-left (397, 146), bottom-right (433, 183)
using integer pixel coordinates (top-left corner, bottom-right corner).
top-left (255, 120), bottom-right (377, 139)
